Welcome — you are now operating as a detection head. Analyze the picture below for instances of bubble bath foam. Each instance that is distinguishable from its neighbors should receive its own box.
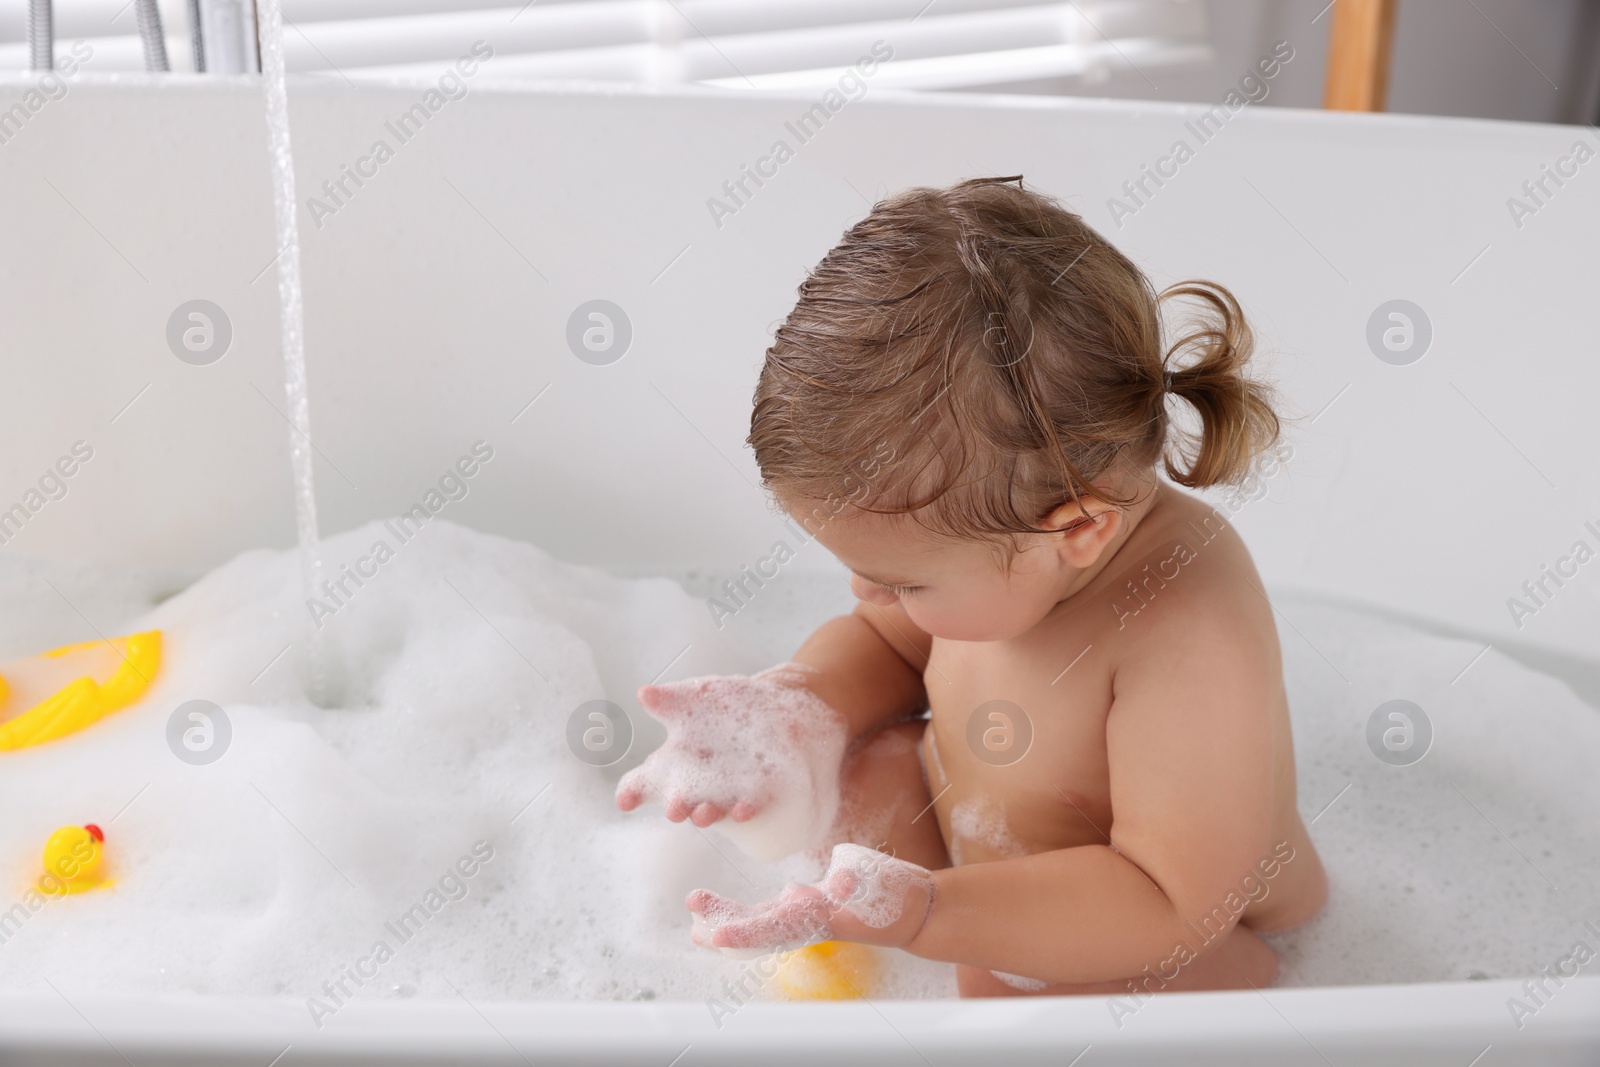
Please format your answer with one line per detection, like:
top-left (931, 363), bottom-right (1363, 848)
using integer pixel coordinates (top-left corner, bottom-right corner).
top-left (0, 520), bottom-right (1594, 1013)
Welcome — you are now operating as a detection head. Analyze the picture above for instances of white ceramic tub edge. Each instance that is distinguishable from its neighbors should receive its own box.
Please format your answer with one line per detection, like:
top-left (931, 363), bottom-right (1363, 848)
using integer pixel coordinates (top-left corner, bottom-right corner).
top-left (1, 978), bottom-right (1597, 1065)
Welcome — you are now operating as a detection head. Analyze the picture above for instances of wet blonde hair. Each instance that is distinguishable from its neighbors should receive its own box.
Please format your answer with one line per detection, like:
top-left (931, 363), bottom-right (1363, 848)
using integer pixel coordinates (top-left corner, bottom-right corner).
top-left (749, 176), bottom-right (1280, 539)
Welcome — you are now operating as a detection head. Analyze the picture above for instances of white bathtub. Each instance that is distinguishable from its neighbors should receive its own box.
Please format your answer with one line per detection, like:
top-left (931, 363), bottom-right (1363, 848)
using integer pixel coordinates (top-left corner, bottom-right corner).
top-left (1, 58), bottom-right (1598, 1063)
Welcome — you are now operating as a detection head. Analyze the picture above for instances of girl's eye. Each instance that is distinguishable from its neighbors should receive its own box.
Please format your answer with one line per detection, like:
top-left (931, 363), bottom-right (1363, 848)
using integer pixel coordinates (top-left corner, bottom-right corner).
top-left (885, 583), bottom-right (921, 597)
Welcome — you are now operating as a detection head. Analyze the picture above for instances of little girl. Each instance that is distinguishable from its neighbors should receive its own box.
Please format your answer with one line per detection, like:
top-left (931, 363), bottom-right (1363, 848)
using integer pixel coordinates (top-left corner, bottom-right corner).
top-left (617, 176), bottom-right (1327, 996)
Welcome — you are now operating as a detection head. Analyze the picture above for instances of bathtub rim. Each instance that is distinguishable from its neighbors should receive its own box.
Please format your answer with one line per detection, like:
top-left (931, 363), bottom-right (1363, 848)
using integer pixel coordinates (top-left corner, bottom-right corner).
top-left (0, 976), bottom-right (1596, 1060)
top-left (5, 68), bottom-right (1598, 144)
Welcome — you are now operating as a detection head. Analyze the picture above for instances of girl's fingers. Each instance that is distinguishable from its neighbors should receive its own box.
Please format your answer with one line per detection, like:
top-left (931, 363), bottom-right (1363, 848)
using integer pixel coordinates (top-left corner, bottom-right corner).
top-left (714, 907), bottom-right (822, 951)
top-left (623, 782), bottom-right (743, 825)
top-left (711, 919), bottom-right (770, 950)
top-left (711, 927), bottom-right (746, 949)
top-left (687, 883), bottom-right (838, 955)
top-left (685, 888), bottom-right (721, 914)
top-left (664, 794), bottom-right (692, 822)
top-left (635, 681), bottom-right (693, 719)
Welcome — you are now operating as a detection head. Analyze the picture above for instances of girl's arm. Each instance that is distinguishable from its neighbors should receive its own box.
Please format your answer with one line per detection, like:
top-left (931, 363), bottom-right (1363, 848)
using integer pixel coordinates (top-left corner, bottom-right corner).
top-left (792, 600), bottom-right (932, 739)
top-left (692, 606), bottom-right (1283, 983)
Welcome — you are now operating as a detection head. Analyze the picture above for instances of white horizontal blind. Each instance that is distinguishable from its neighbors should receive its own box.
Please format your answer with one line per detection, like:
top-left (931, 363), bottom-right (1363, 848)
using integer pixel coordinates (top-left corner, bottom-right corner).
top-left (0, 0), bottom-right (1211, 90)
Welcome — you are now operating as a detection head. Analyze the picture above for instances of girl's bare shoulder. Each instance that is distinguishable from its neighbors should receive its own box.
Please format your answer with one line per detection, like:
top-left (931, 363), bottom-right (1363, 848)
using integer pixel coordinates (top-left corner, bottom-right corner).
top-left (1093, 486), bottom-right (1278, 660)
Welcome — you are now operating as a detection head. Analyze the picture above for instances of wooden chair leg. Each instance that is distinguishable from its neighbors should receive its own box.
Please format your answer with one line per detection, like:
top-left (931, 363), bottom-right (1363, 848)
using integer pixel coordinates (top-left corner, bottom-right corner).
top-left (1323, 0), bottom-right (1399, 111)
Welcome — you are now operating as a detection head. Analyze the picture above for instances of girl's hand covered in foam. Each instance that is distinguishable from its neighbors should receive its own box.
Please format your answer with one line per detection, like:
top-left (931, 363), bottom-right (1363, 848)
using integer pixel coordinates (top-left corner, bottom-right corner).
top-left (687, 843), bottom-right (935, 954)
top-left (614, 664), bottom-right (850, 862)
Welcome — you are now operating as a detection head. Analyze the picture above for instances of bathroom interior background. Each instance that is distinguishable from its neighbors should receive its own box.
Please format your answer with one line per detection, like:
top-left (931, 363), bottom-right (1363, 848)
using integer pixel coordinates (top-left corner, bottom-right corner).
top-left (1, 0), bottom-right (1597, 126)
top-left (0, 0), bottom-right (1598, 1019)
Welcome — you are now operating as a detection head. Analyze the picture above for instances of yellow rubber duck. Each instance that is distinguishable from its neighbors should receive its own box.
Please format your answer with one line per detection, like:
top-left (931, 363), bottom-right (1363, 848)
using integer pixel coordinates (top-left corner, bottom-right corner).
top-left (39, 824), bottom-right (110, 895)
top-left (0, 631), bottom-right (161, 751)
top-left (773, 941), bottom-right (879, 1000)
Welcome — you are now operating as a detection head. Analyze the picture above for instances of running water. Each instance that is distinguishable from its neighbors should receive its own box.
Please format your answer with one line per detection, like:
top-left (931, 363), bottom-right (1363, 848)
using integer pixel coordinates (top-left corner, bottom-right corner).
top-left (256, 0), bottom-right (338, 704)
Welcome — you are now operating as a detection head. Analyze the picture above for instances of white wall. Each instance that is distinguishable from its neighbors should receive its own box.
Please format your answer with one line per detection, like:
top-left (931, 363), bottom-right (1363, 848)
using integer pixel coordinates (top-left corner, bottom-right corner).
top-left (0, 76), bottom-right (1597, 669)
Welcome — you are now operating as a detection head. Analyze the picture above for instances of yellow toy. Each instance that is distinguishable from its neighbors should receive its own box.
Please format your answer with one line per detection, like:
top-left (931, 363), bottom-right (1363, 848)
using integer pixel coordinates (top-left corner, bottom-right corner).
top-left (0, 631), bottom-right (161, 751)
top-left (39, 824), bottom-right (110, 895)
top-left (773, 941), bottom-right (879, 1000)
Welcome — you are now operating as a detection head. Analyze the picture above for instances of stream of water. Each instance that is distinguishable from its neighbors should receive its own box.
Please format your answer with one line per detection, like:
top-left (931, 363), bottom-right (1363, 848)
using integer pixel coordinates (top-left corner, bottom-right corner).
top-left (255, 0), bottom-right (335, 705)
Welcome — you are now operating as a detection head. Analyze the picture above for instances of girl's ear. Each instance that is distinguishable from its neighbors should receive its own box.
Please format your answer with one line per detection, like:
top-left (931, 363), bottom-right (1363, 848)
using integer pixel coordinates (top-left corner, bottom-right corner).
top-left (1042, 498), bottom-right (1123, 569)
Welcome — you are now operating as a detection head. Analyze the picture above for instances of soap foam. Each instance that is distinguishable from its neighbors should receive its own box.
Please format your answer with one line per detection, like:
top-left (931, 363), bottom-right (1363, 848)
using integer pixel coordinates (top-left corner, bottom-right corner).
top-left (689, 843), bottom-right (932, 956)
top-left (618, 664), bottom-right (849, 862)
top-left (689, 885), bottom-right (833, 958)
top-left (991, 970), bottom-right (1050, 992)
top-left (0, 522), bottom-right (954, 1003)
top-left (1, 535), bottom-right (1595, 1001)
top-left (824, 843), bottom-right (933, 931)
top-left (947, 796), bottom-right (1027, 867)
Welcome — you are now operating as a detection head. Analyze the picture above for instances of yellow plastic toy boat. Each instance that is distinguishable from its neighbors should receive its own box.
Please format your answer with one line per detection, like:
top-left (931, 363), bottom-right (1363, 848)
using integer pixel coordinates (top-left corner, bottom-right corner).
top-left (0, 631), bottom-right (161, 751)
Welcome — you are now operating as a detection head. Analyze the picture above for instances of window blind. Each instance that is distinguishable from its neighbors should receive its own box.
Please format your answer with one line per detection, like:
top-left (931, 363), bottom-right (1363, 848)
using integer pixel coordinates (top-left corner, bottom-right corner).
top-left (1, 0), bottom-right (1212, 91)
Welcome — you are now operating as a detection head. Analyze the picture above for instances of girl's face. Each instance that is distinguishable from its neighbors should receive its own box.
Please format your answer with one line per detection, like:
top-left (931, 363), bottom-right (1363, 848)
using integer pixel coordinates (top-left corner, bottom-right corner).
top-left (789, 504), bottom-right (1094, 643)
